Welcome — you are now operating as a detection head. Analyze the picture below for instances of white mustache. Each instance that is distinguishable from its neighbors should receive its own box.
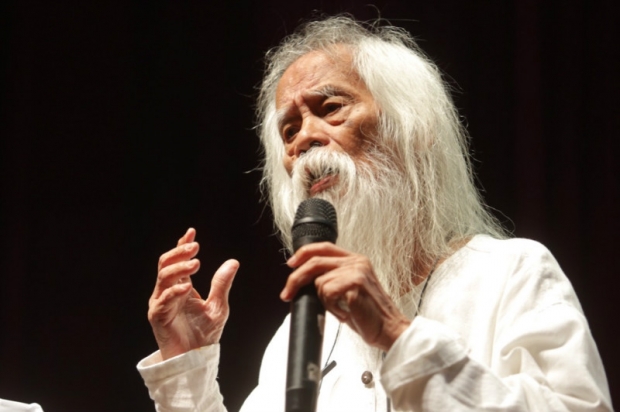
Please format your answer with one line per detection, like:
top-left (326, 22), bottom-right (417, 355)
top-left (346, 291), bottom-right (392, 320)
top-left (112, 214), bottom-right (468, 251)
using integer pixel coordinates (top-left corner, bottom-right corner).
top-left (291, 149), bottom-right (357, 199)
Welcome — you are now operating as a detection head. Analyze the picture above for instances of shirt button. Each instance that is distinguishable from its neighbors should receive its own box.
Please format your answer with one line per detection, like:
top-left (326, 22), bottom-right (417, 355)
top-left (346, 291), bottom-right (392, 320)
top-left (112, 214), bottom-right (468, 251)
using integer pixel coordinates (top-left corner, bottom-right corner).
top-left (361, 371), bottom-right (373, 385)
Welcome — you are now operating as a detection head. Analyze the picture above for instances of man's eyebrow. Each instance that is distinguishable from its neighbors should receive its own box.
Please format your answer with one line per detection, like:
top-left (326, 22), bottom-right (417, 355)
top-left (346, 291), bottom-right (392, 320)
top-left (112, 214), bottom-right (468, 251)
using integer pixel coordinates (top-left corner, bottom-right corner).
top-left (308, 85), bottom-right (355, 98)
top-left (276, 85), bottom-right (355, 130)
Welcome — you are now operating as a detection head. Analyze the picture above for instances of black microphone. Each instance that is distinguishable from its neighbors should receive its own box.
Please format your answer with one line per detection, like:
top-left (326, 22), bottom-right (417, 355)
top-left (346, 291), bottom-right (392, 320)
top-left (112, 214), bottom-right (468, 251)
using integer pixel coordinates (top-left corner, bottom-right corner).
top-left (285, 198), bottom-right (338, 412)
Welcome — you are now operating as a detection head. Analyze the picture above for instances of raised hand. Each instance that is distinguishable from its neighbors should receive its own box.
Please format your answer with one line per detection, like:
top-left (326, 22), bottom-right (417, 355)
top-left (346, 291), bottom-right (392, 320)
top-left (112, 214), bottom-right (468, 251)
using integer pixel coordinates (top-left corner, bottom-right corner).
top-left (148, 228), bottom-right (239, 360)
top-left (281, 242), bottom-right (410, 352)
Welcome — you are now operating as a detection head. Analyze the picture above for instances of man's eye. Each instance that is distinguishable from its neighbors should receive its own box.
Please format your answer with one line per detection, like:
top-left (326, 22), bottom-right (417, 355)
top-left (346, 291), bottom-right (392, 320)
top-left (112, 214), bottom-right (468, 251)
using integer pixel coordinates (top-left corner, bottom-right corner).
top-left (283, 126), bottom-right (298, 141)
top-left (323, 102), bottom-right (342, 115)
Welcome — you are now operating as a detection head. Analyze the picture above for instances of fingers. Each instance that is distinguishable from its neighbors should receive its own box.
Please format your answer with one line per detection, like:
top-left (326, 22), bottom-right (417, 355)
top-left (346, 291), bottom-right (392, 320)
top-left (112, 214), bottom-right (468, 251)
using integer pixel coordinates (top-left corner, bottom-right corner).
top-left (148, 282), bottom-right (193, 325)
top-left (315, 271), bottom-right (360, 321)
top-left (286, 242), bottom-right (348, 268)
top-left (152, 258), bottom-right (201, 299)
top-left (154, 228), bottom-right (201, 299)
top-left (158, 240), bottom-right (200, 272)
top-left (177, 227), bottom-right (196, 247)
top-left (281, 242), bottom-right (354, 301)
top-left (281, 255), bottom-right (351, 301)
top-left (282, 243), bottom-right (408, 351)
top-left (207, 259), bottom-right (239, 305)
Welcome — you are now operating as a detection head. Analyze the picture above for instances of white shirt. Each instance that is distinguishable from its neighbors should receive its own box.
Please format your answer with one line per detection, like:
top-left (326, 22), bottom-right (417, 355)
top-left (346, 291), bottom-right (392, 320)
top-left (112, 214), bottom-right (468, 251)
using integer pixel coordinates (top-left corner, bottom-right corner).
top-left (0, 399), bottom-right (44, 412)
top-left (137, 236), bottom-right (612, 411)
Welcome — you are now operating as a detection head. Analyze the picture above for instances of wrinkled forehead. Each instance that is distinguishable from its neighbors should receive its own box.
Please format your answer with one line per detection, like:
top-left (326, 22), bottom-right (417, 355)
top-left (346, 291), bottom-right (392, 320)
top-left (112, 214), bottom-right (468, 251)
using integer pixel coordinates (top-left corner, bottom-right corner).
top-left (275, 47), bottom-right (366, 109)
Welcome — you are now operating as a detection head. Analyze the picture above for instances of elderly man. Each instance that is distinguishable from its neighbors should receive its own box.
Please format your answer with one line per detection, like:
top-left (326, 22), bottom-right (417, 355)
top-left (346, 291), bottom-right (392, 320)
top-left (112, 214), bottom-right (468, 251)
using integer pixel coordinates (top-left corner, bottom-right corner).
top-left (137, 17), bottom-right (612, 411)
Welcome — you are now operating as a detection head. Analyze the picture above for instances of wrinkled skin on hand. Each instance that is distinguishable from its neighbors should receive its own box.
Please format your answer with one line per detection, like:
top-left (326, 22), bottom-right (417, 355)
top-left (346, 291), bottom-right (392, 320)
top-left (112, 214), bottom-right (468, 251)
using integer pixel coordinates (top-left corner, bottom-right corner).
top-left (281, 242), bottom-right (411, 352)
top-left (148, 228), bottom-right (239, 360)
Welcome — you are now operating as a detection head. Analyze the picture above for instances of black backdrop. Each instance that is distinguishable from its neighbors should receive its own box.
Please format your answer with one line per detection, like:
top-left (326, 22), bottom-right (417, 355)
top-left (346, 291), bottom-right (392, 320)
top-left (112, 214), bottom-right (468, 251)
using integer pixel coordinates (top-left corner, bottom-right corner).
top-left (1, 1), bottom-right (618, 411)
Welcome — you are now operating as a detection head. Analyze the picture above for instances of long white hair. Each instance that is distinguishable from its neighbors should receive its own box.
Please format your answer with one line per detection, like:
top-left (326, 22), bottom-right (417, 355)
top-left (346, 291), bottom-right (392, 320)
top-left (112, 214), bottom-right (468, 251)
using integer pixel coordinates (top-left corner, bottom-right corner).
top-left (256, 16), bottom-right (506, 292)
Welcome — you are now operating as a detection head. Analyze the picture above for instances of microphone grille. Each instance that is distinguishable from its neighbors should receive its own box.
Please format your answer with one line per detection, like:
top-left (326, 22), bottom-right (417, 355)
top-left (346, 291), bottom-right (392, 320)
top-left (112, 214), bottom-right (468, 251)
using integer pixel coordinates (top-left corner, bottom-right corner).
top-left (294, 198), bottom-right (337, 224)
top-left (292, 199), bottom-right (338, 252)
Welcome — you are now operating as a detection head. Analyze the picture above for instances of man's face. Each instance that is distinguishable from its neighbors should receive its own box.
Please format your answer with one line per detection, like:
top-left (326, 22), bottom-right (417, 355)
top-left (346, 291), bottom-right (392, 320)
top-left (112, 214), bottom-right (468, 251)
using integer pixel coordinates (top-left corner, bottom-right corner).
top-left (275, 49), bottom-right (379, 196)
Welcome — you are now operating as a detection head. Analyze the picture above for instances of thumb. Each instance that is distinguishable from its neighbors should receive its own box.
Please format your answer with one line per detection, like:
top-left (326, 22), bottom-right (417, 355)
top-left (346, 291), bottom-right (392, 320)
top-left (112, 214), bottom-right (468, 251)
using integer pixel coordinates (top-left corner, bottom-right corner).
top-left (207, 259), bottom-right (239, 304)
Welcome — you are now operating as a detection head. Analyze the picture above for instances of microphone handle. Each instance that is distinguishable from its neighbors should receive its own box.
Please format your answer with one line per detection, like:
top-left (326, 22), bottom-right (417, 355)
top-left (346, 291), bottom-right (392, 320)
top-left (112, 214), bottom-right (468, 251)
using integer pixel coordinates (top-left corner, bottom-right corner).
top-left (285, 284), bottom-right (325, 412)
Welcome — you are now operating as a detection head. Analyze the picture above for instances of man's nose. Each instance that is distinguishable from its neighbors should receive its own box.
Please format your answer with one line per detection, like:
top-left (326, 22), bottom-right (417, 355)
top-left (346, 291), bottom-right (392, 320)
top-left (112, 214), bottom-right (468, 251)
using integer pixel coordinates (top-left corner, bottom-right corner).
top-left (294, 117), bottom-right (329, 157)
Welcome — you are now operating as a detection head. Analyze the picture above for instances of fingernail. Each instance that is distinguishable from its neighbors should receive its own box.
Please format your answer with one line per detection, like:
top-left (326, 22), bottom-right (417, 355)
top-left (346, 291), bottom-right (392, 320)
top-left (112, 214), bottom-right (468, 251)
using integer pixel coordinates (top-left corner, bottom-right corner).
top-left (280, 290), bottom-right (289, 302)
top-left (184, 243), bottom-right (194, 251)
top-left (286, 256), bottom-right (296, 267)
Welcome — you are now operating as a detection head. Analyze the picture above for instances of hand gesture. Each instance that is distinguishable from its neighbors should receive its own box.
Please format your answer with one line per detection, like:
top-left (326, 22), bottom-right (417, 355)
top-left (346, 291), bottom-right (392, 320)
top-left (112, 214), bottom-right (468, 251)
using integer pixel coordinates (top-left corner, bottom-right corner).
top-left (148, 228), bottom-right (239, 360)
top-left (281, 242), bottom-right (410, 352)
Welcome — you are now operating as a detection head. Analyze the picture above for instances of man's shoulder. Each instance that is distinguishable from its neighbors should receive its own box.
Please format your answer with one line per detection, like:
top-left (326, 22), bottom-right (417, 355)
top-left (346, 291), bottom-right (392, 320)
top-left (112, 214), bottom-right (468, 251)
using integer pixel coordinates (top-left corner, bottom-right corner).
top-left (464, 235), bottom-right (554, 261)
top-left (440, 235), bottom-right (576, 311)
top-left (447, 235), bottom-right (563, 282)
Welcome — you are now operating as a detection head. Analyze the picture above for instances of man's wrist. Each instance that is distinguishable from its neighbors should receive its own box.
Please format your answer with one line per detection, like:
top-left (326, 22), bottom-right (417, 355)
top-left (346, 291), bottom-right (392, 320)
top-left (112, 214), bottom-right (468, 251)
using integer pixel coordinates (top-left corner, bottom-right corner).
top-left (380, 317), bottom-right (412, 352)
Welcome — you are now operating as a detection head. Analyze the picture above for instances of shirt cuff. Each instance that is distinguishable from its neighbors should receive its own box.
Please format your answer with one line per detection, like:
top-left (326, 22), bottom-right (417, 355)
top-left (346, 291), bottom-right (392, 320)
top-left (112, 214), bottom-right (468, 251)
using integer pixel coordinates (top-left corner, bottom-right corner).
top-left (381, 316), bottom-right (467, 391)
top-left (137, 344), bottom-right (220, 385)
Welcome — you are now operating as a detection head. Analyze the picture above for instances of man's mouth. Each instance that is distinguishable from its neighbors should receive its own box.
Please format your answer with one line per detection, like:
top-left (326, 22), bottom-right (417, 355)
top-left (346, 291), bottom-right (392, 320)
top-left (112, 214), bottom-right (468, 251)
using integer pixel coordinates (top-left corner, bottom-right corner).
top-left (309, 173), bottom-right (338, 196)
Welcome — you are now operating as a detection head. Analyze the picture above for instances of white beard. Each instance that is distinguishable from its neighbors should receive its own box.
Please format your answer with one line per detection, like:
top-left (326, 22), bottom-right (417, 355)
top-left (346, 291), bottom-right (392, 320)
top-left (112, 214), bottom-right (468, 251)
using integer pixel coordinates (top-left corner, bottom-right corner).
top-left (281, 148), bottom-right (423, 303)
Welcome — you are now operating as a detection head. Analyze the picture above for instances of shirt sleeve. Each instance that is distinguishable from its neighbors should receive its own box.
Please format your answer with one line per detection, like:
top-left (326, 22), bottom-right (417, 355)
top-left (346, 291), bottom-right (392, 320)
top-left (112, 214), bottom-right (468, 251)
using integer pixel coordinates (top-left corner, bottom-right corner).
top-left (136, 318), bottom-right (290, 412)
top-left (137, 345), bottom-right (227, 412)
top-left (0, 399), bottom-right (44, 412)
top-left (380, 243), bottom-right (612, 412)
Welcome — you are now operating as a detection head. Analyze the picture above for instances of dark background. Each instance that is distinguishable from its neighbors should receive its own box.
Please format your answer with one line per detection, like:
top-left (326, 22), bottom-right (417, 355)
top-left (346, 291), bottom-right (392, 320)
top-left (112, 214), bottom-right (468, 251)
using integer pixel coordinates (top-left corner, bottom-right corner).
top-left (1, 1), bottom-right (617, 411)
